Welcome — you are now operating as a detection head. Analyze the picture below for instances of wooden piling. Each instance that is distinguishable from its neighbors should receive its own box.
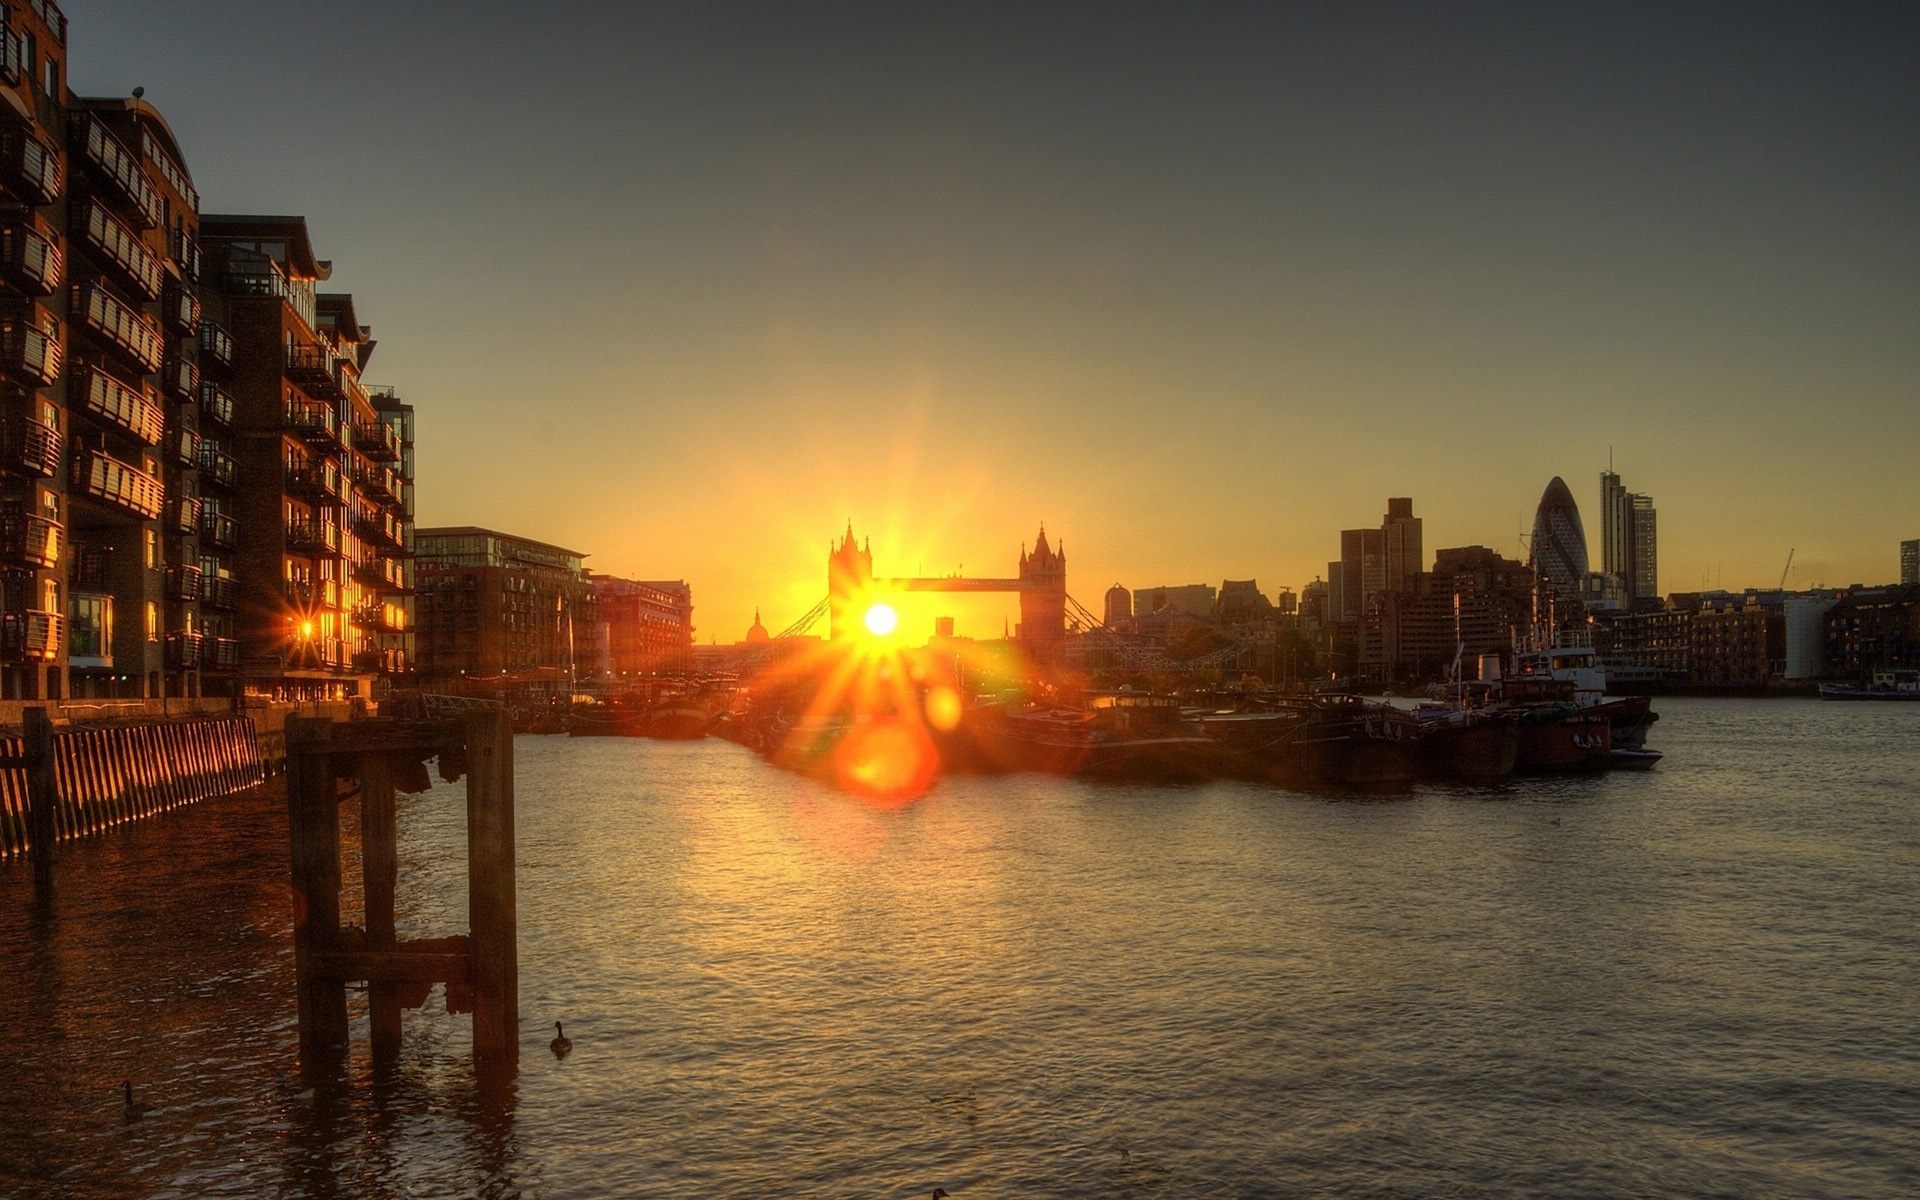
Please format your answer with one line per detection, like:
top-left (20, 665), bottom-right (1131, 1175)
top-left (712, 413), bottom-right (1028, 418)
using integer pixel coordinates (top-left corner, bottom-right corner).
top-left (286, 717), bottom-right (348, 1072)
top-left (25, 708), bottom-right (57, 896)
top-left (361, 753), bottom-right (402, 1065)
top-left (465, 709), bottom-right (519, 1062)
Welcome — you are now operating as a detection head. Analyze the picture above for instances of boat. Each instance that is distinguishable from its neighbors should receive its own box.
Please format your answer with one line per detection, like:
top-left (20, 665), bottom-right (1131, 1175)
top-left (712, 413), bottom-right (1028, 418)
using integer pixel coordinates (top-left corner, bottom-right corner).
top-left (1608, 746), bottom-right (1664, 770)
top-left (1411, 705), bottom-right (1521, 782)
top-left (1818, 670), bottom-right (1920, 700)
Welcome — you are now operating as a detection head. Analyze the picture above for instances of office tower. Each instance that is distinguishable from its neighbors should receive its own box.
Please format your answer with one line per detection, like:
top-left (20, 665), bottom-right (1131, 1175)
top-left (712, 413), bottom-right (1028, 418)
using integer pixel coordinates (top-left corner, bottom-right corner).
top-left (1382, 497), bottom-right (1423, 594)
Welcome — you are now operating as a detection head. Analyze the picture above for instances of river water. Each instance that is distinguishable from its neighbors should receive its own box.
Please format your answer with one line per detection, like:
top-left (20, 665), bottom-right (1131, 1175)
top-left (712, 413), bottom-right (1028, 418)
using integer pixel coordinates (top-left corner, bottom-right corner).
top-left (1, 698), bottom-right (1915, 1199)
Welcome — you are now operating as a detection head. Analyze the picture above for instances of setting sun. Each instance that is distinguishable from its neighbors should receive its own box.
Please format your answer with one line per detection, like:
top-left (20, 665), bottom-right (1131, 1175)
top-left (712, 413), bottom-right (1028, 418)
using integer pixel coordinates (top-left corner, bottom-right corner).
top-left (863, 602), bottom-right (898, 637)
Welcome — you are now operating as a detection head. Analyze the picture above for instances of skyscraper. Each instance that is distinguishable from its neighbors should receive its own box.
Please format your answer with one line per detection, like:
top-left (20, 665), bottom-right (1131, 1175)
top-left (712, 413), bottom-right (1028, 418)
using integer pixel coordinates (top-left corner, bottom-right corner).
top-left (1530, 476), bottom-right (1589, 599)
top-left (1338, 527), bottom-right (1384, 620)
top-left (1902, 539), bottom-right (1919, 586)
top-left (1382, 497), bottom-right (1423, 595)
top-left (1600, 470), bottom-right (1657, 603)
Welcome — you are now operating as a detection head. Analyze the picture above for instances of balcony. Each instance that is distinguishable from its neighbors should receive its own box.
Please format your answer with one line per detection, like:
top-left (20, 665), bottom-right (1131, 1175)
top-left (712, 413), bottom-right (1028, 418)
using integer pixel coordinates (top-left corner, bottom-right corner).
top-left (77, 363), bottom-right (164, 444)
top-left (224, 254), bottom-right (315, 330)
top-left (162, 356), bottom-right (198, 401)
top-left (169, 425), bottom-right (199, 468)
top-left (67, 546), bottom-right (109, 593)
top-left (73, 449), bottom-right (164, 520)
top-left (78, 199), bottom-right (162, 300)
top-left (354, 556), bottom-right (409, 592)
top-left (197, 320), bottom-right (233, 373)
top-left (170, 229), bottom-right (201, 283)
top-left (285, 399), bottom-right (342, 449)
top-left (73, 282), bottom-right (164, 373)
top-left (201, 636), bottom-right (240, 672)
top-left (201, 574), bottom-right (235, 609)
top-left (171, 495), bottom-right (200, 536)
top-left (199, 382), bottom-right (234, 428)
top-left (0, 221), bottom-right (61, 296)
top-left (0, 316), bottom-right (60, 387)
top-left (1, 415), bottom-right (60, 477)
top-left (352, 647), bottom-right (406, 675)
top-left (0, 511), bottom-right (60, 569)
top-left (0, 125), bottom-right (60, 207)
top-left (198, 507), bottom-right (236, 548)
top-left (352, 420), bottom-right (402, 462)
top-left (197, 444), bottom-right (237, 491)
top-left (26, 2), bottom-right (67, 45)
top-left (2, 609), bottom-right (62, 663)
top-left (285, 518), bottom-right (345, 559)
top-left (350, 602), bottom-right (399, 633)
top-left (74, 115), bottom-right (163, 228)
top-left (164, 631), bottom-right (203, 670)
top-left (285, 344), bottom-right (346, 401)
top-left (162, 281), bottom-right (199, 337)
top-left (286, 578), bottom-right (342, 611)
top-left (285, 458), bottom-right (347, 505)
top-left (351, 459), bottom-right (400, 504)
top-left (165, 563), bottom-right (202, 602)
top-left (139, 128), bottom-right (197, 210)
top-left (353, 508), bottom-right (403, 550)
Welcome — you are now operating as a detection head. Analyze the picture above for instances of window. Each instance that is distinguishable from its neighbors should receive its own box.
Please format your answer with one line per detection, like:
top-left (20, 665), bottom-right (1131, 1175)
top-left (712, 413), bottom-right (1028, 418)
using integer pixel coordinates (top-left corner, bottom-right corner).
top-left (147, 600), bottom-right (159, 642)
top-left (145, 528), bottom-right (159, 568)
top-left (70, 595), bottom-right (112, 659)
top-left (42, 54), bottom-right (55, 97)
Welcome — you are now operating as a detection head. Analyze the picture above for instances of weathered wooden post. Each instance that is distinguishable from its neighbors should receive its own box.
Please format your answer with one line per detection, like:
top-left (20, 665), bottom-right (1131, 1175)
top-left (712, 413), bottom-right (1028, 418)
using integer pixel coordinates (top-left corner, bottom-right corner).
top-left (286, 716), bottom-right (348, 1073)
top-left (360, 752), bottom-right (402, 1065)
top-left (465, 708), bottom-right (518, 1062)
top-left (25, 706), bottom-right (58, 899)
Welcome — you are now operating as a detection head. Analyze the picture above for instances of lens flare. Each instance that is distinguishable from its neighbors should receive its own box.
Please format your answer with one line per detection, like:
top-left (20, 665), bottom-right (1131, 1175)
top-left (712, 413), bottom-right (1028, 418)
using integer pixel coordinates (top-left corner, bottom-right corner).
top-left (864, 602), bottom-right (898, 637)
top-left (924, 685), bottom-right (964, 732)
top-left (831, 718), bottom-right (938, 806)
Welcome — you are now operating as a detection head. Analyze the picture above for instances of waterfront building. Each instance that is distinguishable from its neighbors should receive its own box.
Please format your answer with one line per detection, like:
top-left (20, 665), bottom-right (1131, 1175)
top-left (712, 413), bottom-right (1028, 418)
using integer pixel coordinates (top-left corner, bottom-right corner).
top-left (1132, 583), bottom-right (1214, 619)
top-left (1902, 538), bottom-right (1918, 586)
top-left (1783, 593), bottom-right (1838, 680)
top-left (1361, 545), bottom-right (1536, 685)
top-left (0, 3), bottom-right (416, 703)
top-left (1600, 470), bottom-right (1658, 605)
top-left (1529, 476), bottom-right (1589, 604)
top-left (414, 526), bottom-right (590, 700)
top-left (587, 574), bottom-right (693, 679)
top-left (1822, 584), bottom-right (1920, 681)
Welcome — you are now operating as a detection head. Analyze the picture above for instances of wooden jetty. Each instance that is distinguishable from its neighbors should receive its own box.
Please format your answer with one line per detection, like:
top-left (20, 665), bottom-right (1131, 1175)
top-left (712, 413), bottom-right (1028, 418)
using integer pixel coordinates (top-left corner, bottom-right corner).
top-left (285, 709), bottom-right (518, 1074)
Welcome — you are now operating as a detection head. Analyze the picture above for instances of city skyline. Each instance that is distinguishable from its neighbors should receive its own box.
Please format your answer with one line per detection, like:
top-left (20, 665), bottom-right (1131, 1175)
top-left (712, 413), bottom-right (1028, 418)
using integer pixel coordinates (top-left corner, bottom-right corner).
top-left (63, 1), bottom-right (1920, 640)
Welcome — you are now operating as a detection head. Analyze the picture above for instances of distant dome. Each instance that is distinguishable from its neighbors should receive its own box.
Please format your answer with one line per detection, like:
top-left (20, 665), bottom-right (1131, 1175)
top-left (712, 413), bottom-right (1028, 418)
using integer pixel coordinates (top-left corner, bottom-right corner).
top-left (745, 608), bottom-right (770, 644)
top-left (1103, 583), bottom-right (1132, 626)
top-left (1530, 476), bottom-right (1589, 595)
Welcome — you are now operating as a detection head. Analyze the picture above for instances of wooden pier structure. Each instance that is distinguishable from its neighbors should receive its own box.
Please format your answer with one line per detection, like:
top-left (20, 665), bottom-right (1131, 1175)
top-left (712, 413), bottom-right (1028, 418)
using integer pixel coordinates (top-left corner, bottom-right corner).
top-left (285, 709), bottom-right (518, 1073)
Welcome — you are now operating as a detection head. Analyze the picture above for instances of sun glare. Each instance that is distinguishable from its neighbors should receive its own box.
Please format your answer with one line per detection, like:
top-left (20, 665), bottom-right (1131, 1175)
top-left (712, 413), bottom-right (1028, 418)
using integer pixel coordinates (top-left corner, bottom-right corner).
top-left (863, 602), bottom-right (898, 637)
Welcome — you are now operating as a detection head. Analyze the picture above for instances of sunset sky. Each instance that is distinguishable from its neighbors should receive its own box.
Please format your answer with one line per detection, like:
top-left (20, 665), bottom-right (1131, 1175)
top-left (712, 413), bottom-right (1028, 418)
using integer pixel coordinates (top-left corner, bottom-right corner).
top-left (68, 1), bottom-right (1918, 643)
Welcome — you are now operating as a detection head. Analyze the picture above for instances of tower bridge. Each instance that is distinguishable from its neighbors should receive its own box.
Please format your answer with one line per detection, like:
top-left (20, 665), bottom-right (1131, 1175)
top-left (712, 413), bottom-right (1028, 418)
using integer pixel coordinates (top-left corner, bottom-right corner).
top-left (826, 523), bottom-right (1067, 664)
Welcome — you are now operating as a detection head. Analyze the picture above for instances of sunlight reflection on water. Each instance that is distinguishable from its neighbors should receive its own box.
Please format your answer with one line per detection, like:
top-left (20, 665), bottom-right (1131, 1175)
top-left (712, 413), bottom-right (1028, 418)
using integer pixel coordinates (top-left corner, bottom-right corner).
top-left (2, 699), bottom-right (1916, 1198)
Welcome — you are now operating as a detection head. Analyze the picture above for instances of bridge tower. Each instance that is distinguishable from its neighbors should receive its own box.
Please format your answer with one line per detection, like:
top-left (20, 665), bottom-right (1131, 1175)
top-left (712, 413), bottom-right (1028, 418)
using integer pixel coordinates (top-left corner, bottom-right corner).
top-left (827, 522), bottom-right (873, 640)
top-left (1018, 526), bottom-right (1067, 665)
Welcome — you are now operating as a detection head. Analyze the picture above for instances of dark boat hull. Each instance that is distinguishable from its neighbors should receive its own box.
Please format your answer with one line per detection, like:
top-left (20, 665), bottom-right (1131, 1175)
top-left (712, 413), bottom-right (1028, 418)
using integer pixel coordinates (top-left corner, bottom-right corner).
top-left (1415, 713), bottom-right (1520, 782)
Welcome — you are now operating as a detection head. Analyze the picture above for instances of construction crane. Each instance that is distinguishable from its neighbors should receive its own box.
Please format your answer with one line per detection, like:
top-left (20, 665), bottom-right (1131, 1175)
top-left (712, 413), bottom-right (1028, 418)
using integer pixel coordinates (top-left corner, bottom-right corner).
top-left (1780, 548), bottom-right (1795, 590)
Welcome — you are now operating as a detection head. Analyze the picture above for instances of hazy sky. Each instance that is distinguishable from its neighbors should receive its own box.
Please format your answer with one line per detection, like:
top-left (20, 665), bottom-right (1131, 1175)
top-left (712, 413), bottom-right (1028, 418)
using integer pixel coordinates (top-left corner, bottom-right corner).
top-left (67, 1), bottom-right (1919, 641)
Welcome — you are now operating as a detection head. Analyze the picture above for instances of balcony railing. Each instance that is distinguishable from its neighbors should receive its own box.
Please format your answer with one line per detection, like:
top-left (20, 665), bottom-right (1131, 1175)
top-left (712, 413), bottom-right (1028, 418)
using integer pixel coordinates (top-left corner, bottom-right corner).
top-left (0, 511), bottom-right (60, 570)
top-left (165, 563), bottom-right (202, 602)
top-left (26, 1), bottom-right (67, 45)
top-left (285, 519), bottom-right (345, 559)
top-left (198, 507), bottom-right (236, 548)
top-left (354, 556), bottom-right (409, 592)
top-left (352, 647), bottom-right (407, 675)
top-left (199, 382), bottom-right (234, 428)
top-left (1, 415), bottom-right (60, 478)
top-left (78, 363), bottom-right (164, 444)
top-left (162, 356), bottom-right (199, 401)
top-left (350, 603), bottom-right (400, 633)
top-left (73, 282), bottom-right (164, 373)
top-left (201, 575), bottom-right (235, 609)
top-left (285, 399), bottom-right (342, 448)
top-left (68, 546), bottom-right (110, 593)
top-left (351, 459), bottom-right (401, 503)
top-left (171, 495), bottom-right (200, 536)
top-left (75, 115), bottom-right (163, 228)
top-left (197, 444), bottom-right (236, 491)
top-left (286, 578), bottom-right (343, 611)
top-left (2, 609), bottom-right (62, 663)
top-left (169, 425), bottom-right (198, 468)
top-left (0, 221), bottom-right (61, 295)
top-left (352, 420), bottom-right (402, 462)
top-left (0, 25), bottom-right (22, 85)
top-left (170, 228), bottom-right (201, 282)
top-left (140, 129), bottom-right (198, 211)
top-left (162, 282), bottom-right (199, 337)
top-left (285, 344), bottom-right (346, 401)
top-left (224, 254), bottom-right (315, 330)
top-left (0, 317), bottom-right (61, 387)
top-left (0, 125), bottom-right (61, 207)
top-left (285, 458), bottom-right (346, 504)
top-left (164, 631), bottom-right (203, 670)
top-left (74, 449), bottom-right (165, 520)
top-left (353, 508), bottom-right (403, 549)
top-left (79, 199), bottom-right (162, 300)
top-left (201, 636), bottom-right (240, 672)
top-left (197, 320), bottom-right (233, 372)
